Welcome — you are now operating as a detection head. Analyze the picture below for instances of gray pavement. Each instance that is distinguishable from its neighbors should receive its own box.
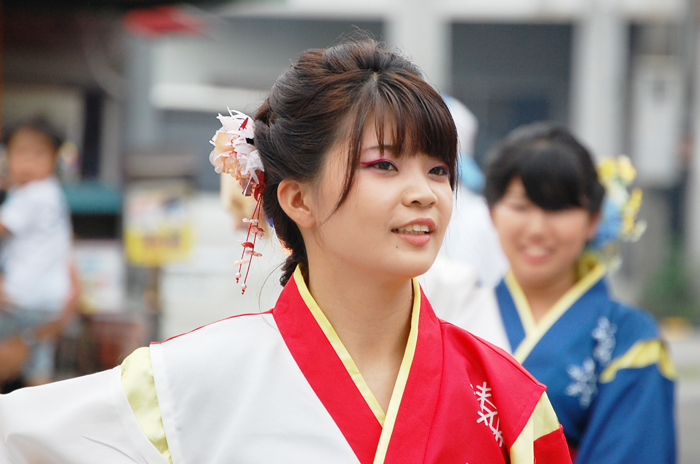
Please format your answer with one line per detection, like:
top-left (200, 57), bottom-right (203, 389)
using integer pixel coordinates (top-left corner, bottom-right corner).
top-left (669, 331), bottom-right (700, 464)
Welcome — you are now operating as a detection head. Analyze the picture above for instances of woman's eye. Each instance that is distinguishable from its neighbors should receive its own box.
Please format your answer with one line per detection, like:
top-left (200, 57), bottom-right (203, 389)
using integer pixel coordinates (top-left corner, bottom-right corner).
top-left (365, 160), bottom-right (397, 171)
top-left (509, 202), bottom-right (529, 212)
top-left (429, 165), bottom-right (450, 176)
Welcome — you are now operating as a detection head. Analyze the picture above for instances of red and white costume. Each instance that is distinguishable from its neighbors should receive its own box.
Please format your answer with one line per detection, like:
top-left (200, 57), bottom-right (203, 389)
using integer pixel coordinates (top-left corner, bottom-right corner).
top-left (0, 268), bottom-right (570, 464)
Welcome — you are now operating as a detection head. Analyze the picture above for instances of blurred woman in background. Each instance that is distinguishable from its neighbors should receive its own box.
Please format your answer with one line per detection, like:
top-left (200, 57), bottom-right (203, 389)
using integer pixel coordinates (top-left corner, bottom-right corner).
top-left (481, 122), bottom-right (676, 463)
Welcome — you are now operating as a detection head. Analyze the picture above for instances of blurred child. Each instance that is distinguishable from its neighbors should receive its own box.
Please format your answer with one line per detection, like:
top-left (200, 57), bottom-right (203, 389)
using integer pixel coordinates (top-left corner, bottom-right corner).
top-left (0, 120), bottom-right (77, 386)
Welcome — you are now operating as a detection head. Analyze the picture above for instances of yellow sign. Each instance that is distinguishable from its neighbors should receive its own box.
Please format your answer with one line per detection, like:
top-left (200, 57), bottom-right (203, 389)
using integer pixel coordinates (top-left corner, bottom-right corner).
top-left (124, 182), bottom-right (194, 266)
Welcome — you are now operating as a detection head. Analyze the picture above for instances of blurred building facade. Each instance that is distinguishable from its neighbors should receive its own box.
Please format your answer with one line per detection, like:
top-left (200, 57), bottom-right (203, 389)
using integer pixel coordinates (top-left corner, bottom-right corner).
top-left (5, 5), bottom-right (700, 461)
top-left (2, 0), bottom-right (697, 339)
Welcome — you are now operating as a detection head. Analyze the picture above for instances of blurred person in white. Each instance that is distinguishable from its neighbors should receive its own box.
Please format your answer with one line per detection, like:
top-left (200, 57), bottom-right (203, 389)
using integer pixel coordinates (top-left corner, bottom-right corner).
top-left (435, 96), bottom-right (507, 286)
top-left (421, 96), bottom-right (508, 347)
top-left (0, 120), bottom-right (79, 387)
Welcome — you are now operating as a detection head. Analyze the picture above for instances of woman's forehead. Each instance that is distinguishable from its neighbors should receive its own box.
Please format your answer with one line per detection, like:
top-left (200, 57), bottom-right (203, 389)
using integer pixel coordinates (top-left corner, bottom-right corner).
top-left (358, 114), bottom-right (421, 156)
top-left (504, 178), bottom-right (527, 194)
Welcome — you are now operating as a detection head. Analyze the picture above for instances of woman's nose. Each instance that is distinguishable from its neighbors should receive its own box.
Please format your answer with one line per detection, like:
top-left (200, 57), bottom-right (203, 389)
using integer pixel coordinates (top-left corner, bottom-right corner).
top-left (403, 168), bottom-right (438, 207)
top-left (524, 209), bottom-right (548, 234)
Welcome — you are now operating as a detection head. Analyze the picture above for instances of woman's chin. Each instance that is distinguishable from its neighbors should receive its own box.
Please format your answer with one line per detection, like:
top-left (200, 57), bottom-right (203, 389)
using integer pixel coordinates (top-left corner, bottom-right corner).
top-left (388, 258), bottom-right (436, 280)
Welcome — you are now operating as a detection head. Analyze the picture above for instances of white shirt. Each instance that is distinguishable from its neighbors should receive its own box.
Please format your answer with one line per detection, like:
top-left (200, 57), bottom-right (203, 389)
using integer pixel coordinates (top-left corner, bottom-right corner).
top-left (1, 176), bottom-right (72, 312)
top-left (420, 257), bottom-right (509, 350)
top-left (439, 187), bottom-right (508, 288)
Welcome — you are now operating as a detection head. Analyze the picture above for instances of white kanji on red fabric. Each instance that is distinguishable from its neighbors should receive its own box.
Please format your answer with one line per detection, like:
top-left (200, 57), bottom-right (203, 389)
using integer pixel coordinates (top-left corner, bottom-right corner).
top-left (472, 382), bottom-right (504, 447)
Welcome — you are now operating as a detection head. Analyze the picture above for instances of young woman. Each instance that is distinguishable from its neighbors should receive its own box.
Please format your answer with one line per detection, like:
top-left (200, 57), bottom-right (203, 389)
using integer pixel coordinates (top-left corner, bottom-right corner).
top-left (479, 122), bottom-right (676, 463)
top-left (0, 39), bottom-right (571, 464)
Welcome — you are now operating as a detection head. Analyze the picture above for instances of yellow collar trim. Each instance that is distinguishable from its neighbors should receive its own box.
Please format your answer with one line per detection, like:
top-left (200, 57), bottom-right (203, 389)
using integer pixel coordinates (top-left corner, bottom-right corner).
top-left (508, 392), bottom-right (560, 463)
top-left (372, 277), bottom-right (421, 464)
top-left (507, 263), bottom-right (607, 363)
top-left (293, 268), bottom-right (421, 432)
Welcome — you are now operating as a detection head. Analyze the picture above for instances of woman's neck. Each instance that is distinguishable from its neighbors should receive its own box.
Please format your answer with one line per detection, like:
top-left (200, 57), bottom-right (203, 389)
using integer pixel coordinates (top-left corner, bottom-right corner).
top-left (517, 267), bottom-right (578, 324)
top-left (306, 261), bottom-right (413, 411)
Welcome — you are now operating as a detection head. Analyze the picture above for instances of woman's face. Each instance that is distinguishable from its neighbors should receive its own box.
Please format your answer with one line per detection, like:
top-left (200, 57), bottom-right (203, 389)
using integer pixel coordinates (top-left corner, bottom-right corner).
top-left (490, 178), bottom-right (598, 290)
top-left (307, 119), bottom-right (453, 282)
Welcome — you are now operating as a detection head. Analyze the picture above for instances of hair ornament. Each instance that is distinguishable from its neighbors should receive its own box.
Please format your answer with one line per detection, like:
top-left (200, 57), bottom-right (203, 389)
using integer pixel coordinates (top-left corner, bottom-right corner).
top-left (209, 109), bottom-right (266, 294)
top-left (582, 155), bottom-right (646, 273)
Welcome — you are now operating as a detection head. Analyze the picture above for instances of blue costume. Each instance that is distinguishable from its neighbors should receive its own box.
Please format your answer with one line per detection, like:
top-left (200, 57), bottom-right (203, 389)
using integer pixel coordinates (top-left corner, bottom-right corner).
top-left (494, 262), bottom-right (676, 463)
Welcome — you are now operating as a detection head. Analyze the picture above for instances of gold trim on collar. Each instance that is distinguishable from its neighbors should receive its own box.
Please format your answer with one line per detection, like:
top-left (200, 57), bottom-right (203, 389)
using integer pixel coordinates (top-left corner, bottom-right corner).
top-left (507, 263), bottom-right (607, 363)
top-left (293, 267), bottom-right (421, 435)
top-left (293, 268), bottom-right (386, 424)
top-left (508, 392), bottom-right (560, 463)
top-left (372, 277), bottom-right (421, 464)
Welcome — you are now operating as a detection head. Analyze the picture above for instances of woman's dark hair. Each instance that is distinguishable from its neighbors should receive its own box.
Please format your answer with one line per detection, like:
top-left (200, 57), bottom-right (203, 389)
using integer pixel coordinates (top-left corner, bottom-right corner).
top-left (254, 38), bottom-right (458, 286)
top-left (3, 118), bottom-right (63, 154)
top-left (484, 122), bottom-right (604, 215)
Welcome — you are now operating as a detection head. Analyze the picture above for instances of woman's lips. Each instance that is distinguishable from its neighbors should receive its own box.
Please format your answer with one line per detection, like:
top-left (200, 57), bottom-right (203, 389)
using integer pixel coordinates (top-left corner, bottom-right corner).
top-left (394, 231), bottom-right (431, 246)
top-left (520, 245), bottom-right (551, 264)
top-left (392, 219), bottom-right (435, 247)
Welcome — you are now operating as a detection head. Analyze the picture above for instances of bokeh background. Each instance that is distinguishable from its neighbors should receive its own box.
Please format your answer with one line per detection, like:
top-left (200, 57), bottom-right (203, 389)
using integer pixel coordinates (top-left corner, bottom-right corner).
top-left (2, 0), bottom-right (699, 461)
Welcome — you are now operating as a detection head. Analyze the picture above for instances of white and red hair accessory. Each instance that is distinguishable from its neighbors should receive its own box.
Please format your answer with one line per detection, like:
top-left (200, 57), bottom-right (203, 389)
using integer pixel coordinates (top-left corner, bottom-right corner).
top-left (209, 109), bottom-right (266, 294)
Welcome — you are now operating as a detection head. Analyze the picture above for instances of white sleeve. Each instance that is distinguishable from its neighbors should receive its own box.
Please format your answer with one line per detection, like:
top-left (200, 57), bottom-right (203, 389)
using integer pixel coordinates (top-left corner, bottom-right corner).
top-left (0, 191), bottom-right (36, 236)
top-left (421, 257), bottom-right (511, 352)
top-left (0, 368), bottom-right (169, 464)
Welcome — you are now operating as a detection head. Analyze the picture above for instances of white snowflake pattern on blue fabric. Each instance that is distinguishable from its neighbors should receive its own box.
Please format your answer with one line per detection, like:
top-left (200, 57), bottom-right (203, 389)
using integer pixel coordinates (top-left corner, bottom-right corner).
top-left (565, 358), bottom-right (597, 408)
top-left (472, 382), bottom-right (504, 447)
top-left (592, 316), bottom-right (617, 365)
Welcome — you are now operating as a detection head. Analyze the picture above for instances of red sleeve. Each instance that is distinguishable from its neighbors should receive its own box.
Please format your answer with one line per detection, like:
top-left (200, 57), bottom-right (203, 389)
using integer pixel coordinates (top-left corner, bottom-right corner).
top-left (534, 425), bottom-right (572, 464)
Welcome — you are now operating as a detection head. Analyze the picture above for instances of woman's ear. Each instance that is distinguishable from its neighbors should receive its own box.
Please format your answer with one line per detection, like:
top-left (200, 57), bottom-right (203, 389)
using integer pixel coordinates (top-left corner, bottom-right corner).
top-left (277, 179), bottom-right (316, 229)
top-left (587, 212), bottom-right (601, 240)
top-left (489, 204), bottom-right (501, 229)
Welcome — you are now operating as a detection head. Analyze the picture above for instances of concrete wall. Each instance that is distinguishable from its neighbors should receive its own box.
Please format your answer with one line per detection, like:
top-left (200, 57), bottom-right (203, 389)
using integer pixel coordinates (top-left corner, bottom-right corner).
top-left (124, 17), bottom-right (383, 191)
top-left (451, 23), bottom-right (573, 159)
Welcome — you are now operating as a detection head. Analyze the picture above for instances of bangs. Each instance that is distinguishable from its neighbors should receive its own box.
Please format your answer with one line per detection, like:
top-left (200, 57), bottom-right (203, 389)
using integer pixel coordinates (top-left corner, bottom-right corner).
top-left (484, 122), bottom-right (605, 214)
top-left (518, 142), bottom-right (588, 211)
top-left (333, 71), bottom-right (457, 207)
top-left (366, 78), bottom-right (457, 174)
